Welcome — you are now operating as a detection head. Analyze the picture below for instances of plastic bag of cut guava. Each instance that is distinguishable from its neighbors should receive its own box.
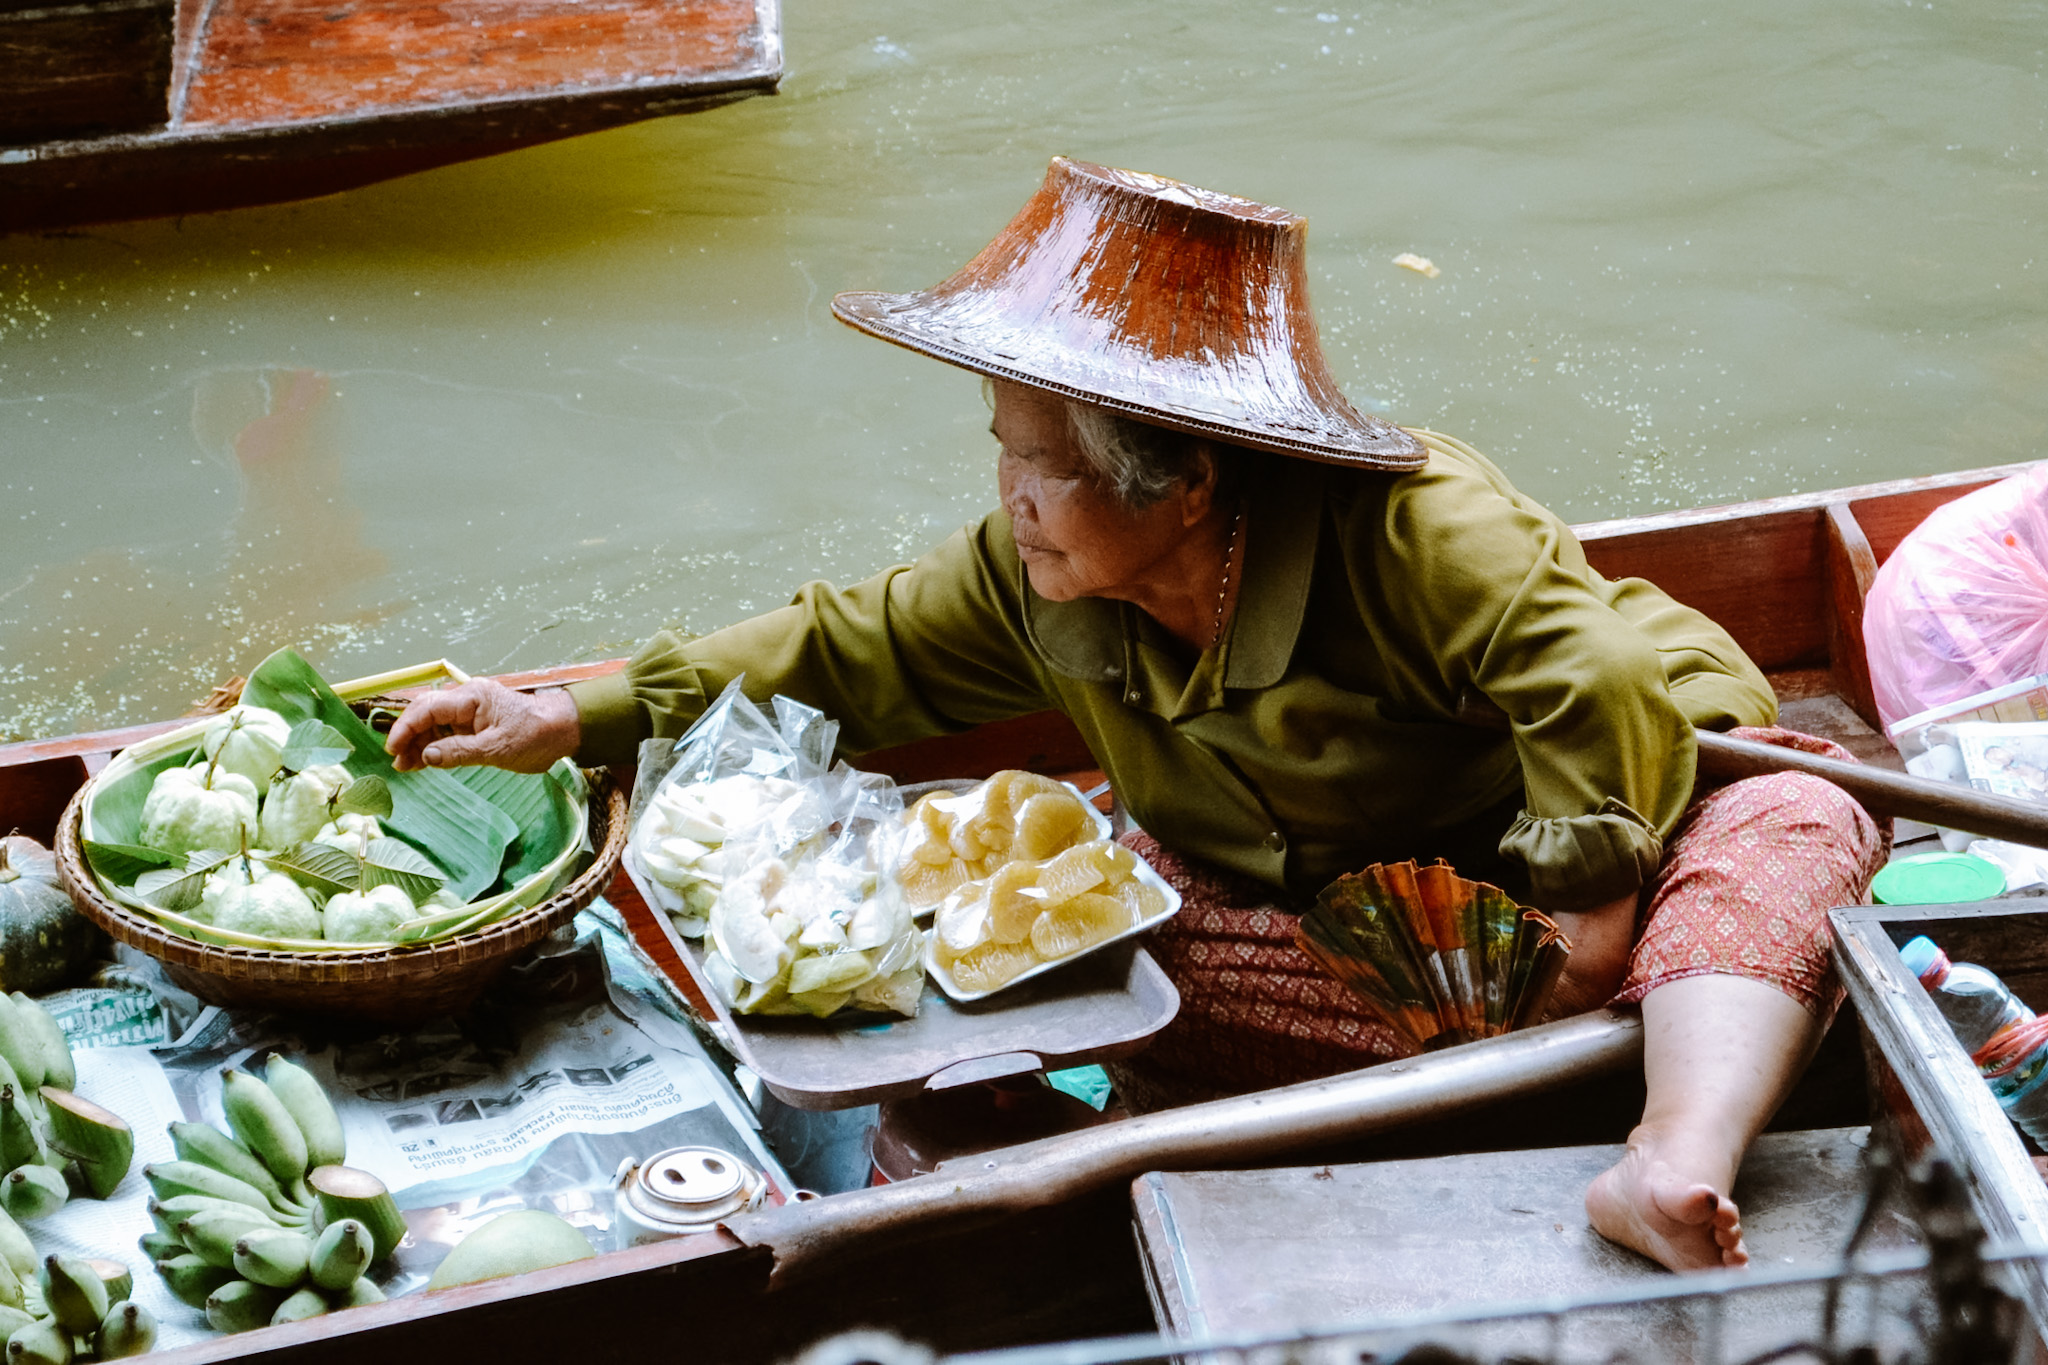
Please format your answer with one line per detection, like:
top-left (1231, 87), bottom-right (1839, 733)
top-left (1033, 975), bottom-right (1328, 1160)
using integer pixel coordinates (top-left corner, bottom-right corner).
top-left (1866, 463), bottom-right (2048, 732)
top-left (625, 679), bottom-right (920, 1019)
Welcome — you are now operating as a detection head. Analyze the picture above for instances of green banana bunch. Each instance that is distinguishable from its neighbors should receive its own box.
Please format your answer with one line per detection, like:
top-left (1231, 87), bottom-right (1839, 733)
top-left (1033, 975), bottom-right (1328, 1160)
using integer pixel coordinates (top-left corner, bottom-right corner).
top-left (201, 1280), bottom-right (284, 1336)
top-left (0, 1255), bottom-right (157, 1363)
top-left (219, 1073), bottom-right (307, 1199)
top-left (40, 1256), bottom-right (106, 1337)
top-left (230, 1229), bottom-right (310, 1290)
top-left (0, 996), bottom-right (156, 1359)
top-left (152, 1255), bottom-right (231, 1311)
top-left (92, 1304), bottom-right (154, 1360)
top-left (176, 1210), bottom-right (281, 1272)
top-left (161, 1218), bottom-right (384, 1332)
top-left (0, 1089), bottom-right (45, 1172)
top-left (0, 997), bottom-right (133, 1225)
top-left (143, 1162), bottom-right (300, 1223)
top-left (306, 1221), bottom-right (370, 1293)
top-left (2, 1168), bottom-right (67, 1224)
top-left (145, 1059), bottom-right (402, 1332)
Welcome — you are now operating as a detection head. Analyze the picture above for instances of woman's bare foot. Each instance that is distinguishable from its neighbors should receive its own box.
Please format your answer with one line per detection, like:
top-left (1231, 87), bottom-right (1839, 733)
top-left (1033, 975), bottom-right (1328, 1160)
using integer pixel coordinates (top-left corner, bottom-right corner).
top-left (1585, 1131), bottom-right (1748, 1271)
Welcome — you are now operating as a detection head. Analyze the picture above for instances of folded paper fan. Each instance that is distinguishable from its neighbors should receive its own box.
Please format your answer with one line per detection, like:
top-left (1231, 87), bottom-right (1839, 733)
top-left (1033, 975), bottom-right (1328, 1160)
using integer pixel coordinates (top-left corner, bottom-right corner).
top-left (1295, 860), bottom-right (1572, 1054)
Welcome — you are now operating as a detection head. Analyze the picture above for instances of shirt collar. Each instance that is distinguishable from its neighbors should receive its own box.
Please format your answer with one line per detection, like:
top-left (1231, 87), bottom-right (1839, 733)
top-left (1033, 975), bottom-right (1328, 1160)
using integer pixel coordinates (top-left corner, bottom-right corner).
top-left (1019, 456), bottom-right (1325, 692)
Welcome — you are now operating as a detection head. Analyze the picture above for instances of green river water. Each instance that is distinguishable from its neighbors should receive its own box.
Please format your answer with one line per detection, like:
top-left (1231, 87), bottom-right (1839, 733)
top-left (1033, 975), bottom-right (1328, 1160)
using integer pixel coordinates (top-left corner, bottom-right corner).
top-left (1, 0), bottom-right (2043, 742)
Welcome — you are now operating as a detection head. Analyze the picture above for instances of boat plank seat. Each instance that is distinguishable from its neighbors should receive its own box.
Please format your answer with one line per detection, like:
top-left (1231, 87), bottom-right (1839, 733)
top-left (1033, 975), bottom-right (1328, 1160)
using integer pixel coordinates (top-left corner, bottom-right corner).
top-left (1131, 1127), bottom-right (1917, 1345)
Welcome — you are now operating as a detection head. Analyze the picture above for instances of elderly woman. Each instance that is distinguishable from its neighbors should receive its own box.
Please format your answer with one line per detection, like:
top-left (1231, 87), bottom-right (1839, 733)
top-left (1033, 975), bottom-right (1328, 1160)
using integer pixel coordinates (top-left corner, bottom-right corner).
top-left (387, 159), bottom-right (1886, 1274)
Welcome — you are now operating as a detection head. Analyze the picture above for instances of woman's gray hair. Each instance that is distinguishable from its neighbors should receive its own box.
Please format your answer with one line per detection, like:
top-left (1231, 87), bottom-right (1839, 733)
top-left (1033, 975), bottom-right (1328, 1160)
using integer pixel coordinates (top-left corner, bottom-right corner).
top-left (1063, 402), bottom-right (1216, 508)
top-left (982, 377), bottom-right (1242, 508)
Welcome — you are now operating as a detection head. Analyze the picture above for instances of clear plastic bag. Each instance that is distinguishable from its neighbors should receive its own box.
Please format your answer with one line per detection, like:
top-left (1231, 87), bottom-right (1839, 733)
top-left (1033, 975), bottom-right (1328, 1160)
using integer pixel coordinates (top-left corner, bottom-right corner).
top-left (626, 680), bottom-right (921, 1018)
top-left (1865, 463), bottom-right (2048, 732)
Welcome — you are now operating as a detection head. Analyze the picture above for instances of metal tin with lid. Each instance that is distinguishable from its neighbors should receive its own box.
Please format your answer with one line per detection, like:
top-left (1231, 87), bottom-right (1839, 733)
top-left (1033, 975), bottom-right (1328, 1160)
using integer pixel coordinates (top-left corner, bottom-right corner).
top-left (612, 1145), bottom-right (767, 1249)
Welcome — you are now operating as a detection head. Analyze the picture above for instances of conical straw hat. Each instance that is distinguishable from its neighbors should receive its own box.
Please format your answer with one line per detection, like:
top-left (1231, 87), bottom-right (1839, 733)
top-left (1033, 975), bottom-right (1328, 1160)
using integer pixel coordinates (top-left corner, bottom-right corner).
top-left (833, 158), bottom-right (1423, 470)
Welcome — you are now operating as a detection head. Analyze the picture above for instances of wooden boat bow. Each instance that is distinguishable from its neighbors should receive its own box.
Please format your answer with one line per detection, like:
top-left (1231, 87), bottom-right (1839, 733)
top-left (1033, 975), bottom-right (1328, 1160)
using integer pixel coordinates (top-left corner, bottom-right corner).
top-left (725, 1009), bottom-right (1645, 1285)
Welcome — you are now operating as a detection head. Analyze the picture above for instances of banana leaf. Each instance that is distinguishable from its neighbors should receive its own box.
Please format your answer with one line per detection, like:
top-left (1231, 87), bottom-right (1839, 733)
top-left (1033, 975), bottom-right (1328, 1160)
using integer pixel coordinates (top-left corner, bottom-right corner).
top-left (79, 840), bottom-right (177, 885)
top-left (453, 763), bottom-right (581, 894)
top-left (240, 647), bottom-right (515, 901)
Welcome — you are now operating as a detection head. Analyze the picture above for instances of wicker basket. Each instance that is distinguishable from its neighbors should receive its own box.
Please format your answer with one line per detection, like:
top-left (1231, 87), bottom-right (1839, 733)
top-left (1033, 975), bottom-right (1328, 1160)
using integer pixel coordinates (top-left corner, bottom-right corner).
top-left (54, 772), bottom-right (627, 1025)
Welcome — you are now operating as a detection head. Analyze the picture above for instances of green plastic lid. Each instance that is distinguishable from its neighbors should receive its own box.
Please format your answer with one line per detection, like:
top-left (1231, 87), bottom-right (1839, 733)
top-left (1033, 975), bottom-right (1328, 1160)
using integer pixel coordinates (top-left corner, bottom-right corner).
top-left (1870, 852), bottom-right (2007, 906)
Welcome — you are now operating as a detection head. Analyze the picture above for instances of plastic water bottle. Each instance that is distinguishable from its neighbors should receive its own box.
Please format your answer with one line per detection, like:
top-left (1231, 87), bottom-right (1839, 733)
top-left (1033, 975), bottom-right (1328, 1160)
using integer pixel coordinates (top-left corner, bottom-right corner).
top-left (1899, 936), bottom-right (2033, 1053)
top-left (1900, 935), bottom-right (2048, 1145)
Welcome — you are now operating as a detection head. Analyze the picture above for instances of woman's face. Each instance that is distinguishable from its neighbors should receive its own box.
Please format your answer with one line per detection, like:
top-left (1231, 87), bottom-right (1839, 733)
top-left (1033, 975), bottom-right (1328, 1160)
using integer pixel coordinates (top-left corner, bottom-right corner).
top-left (991, 382), bottom-right (1195, 604)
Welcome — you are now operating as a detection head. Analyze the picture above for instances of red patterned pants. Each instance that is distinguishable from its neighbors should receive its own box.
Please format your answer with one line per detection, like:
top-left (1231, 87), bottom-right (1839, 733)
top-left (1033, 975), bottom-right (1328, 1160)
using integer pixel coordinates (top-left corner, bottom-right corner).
top-left (1109, 727), bottom-right (1891, 1111)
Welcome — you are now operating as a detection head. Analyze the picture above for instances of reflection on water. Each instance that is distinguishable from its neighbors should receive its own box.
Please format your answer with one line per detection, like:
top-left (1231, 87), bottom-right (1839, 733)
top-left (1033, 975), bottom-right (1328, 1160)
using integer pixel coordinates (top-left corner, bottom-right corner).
top-left (0, 367), bottom-right (395, 735)
top-left (1, 0), bottom-right (2043, 740)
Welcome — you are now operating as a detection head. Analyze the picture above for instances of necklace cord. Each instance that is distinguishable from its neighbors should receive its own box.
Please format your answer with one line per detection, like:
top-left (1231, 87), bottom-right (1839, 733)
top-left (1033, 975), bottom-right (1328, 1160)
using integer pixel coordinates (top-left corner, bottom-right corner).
top-left (1210, 505), bottom-right (1244, 649)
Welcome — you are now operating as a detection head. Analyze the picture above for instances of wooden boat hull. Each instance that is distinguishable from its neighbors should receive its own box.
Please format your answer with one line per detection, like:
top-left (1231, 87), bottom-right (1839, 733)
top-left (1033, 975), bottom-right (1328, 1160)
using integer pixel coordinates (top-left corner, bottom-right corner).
top-left (0, 0), bottom-right (782, 233)
top-left (0, 459), bottom-right (2036, 1361)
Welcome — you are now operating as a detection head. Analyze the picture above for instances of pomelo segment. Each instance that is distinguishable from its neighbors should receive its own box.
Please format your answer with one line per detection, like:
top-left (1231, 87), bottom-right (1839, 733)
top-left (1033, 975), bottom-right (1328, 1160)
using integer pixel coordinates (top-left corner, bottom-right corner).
top-left (426, 1210), bottom-right (594, 1291)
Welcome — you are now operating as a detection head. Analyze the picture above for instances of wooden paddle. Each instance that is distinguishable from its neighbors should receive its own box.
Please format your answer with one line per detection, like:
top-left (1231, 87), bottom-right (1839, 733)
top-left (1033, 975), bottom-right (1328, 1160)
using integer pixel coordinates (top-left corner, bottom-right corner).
top-left (1693, 729), bottom-right (2048, 848)
top-left (1454, 692), bottom-right (2048, 848)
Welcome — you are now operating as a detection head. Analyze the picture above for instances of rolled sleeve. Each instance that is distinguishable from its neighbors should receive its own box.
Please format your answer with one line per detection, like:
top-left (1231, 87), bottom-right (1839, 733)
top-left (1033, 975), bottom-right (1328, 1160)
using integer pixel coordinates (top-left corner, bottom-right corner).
top-left (1500, 798), bottom-right (1665, 912)
top-left (565, 667), bottom-right (647, 770)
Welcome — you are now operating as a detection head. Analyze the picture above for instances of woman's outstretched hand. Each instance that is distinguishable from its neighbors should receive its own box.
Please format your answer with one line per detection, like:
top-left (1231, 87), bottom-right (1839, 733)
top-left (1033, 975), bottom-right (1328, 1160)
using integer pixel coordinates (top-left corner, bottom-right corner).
top-left (384, 679), bottom-right (581, 773)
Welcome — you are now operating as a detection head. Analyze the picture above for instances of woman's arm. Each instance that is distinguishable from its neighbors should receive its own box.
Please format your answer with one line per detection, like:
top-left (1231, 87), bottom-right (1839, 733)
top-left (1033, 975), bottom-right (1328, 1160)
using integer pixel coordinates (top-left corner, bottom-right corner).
top-left (386, 680), bottom-right (579, 772)
top-left (392, 514), bottom-right (1055, 772)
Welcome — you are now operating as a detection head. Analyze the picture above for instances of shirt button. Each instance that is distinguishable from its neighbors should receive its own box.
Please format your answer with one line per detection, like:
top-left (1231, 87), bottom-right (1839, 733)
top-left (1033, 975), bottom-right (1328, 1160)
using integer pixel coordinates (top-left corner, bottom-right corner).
top-left (1263, 830), bottom-right (1286, 853)
top-left (1127, 690), bottom-right (1142, 705)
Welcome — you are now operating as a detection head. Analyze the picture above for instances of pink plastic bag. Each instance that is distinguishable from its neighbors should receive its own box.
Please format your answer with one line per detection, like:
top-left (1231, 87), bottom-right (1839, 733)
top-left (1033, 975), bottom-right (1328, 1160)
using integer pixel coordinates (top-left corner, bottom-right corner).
top-left (1865, 463), bottom-right (2048, 731)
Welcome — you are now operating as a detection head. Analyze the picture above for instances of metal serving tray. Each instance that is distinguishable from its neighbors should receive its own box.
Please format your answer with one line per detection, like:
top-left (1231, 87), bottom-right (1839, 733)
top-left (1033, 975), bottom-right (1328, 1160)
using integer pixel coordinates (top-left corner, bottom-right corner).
top-left (622, 846), bottom-right (1180, 1110)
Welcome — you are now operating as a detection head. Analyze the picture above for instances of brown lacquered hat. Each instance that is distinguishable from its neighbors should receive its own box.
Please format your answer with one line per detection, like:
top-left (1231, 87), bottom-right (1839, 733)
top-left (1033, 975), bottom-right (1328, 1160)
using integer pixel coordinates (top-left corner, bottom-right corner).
top-left (833, 157), bottom-right (1424, 469)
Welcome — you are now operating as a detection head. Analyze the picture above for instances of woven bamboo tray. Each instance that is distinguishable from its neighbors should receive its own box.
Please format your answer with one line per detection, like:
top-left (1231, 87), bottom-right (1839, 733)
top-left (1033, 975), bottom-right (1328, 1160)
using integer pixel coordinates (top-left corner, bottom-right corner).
top-left (54, 771), bottom-right (627, 1025)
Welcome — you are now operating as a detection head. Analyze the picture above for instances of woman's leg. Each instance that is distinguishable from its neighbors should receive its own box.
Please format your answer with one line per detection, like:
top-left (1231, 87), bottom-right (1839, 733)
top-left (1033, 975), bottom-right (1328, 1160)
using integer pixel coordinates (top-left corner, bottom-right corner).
top-left (1587, 731), bottom-right (1891, 1271)
top-left (1585, 973), bottom-right (1824, 1269)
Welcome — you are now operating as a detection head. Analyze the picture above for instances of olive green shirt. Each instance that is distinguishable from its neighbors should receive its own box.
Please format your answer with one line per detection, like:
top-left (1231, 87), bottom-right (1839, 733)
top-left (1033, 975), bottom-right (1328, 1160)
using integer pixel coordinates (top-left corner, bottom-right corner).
top-left (569, 430), bottom-right (1776, 910)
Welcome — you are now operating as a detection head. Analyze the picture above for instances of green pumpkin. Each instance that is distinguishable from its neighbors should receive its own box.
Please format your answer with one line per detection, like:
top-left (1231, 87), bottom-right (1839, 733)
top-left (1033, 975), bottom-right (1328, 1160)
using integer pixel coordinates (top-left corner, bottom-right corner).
top-left (0, 837), bottom-right (103, 995)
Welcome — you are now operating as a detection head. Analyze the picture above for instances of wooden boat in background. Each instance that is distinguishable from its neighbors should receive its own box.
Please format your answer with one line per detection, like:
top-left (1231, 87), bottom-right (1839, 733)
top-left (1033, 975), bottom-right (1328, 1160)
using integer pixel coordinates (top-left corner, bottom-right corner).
top-left (0, 458), bottom-right (2037, 1363)
top-left (0, 0), bottom-right (782, 235)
